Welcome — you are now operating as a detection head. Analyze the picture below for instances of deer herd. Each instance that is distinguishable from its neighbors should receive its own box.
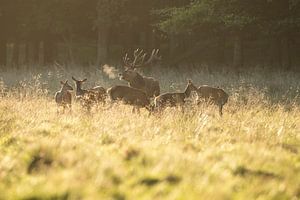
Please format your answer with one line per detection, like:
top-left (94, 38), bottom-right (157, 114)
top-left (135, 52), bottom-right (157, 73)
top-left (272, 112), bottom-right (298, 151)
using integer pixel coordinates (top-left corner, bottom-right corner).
top-left (55, 49), bottom-right (229, 116)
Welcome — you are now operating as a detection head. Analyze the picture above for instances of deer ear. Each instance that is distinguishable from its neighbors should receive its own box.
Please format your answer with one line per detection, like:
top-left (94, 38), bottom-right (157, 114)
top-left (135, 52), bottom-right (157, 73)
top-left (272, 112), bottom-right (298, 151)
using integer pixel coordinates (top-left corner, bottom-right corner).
top-left (60, 81), bottom-right (64, 85)
top-left (188, 79), bottom-right (192, 84)
top-left (82, 78), bottom-right (87, 82)
top-left (66, 80), bottom-right (68, 84)
top-left (72, 76), bottom-right (76, 81)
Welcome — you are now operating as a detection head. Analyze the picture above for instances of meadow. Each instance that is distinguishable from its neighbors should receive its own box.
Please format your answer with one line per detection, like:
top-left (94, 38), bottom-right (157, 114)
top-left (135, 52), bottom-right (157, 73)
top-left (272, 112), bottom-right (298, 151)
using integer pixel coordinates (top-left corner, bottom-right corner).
top-left (0, 66), bottom-right (300, 200)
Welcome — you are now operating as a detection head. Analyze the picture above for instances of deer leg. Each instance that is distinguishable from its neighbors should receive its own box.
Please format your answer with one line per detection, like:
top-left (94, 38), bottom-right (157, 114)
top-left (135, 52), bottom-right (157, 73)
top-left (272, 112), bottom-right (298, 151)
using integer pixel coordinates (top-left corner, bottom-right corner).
top-left (181, 106), bottom-right (185, 114)
top-left (156, 106), bottom-right (164, 118)
top-left (104, 102), bottom-right (113, 111)
top-left (219, 104), bottom-right (223, 116)
top-left (148, 109), bottom-right (152, 117)
top-left (180, 102), bottom-right (185, 114)
top-left (87, 104), bottom-right (91, 113)
top-left (156, 107), bottom-right (163, 116)
top-left (95, 100), bottom-right (101, 110)
top-left (69, 104), bottom-right (72, 114)
top-left (62, 105), bottom-right (66, 114)
top-left (146, 105), bottom-right (153, 117)
top-left (132, 107), bottom-right (136, 114)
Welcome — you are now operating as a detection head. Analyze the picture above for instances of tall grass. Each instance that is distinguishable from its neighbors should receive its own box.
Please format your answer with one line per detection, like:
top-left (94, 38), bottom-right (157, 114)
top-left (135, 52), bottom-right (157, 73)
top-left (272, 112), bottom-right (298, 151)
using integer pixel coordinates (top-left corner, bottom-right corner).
top-left (0, 66), bottom-right (299, 199)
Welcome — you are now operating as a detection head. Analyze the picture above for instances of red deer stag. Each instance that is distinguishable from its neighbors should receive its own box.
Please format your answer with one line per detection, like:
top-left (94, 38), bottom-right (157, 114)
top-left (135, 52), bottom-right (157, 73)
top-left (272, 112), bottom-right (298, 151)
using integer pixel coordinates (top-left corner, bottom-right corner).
top-left (119, 49), bottom-right (161, 98)
top-left (54, 80), bottom-right (73, 114)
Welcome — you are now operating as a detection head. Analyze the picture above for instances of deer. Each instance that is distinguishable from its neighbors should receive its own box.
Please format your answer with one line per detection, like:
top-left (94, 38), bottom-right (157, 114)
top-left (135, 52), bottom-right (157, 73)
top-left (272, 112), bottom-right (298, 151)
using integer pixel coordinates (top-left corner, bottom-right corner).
top-left (72, 76), bottom-right (107, 111)
top-left (107, 85), bottom-right (152, 114)
top-left (153, 80), bottom-right (198, 113)
top-left (195, 85), bottom-right (229, 116)
top-left (119, 49), bottom-right (161, 98)
top-left (54, 80), bottom-right (73, 114)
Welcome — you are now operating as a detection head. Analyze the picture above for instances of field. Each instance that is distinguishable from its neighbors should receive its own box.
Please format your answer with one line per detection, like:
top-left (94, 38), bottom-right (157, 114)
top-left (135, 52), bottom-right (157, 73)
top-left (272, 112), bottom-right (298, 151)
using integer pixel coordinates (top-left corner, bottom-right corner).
top-left (0, 66), bottom-right (300, 200)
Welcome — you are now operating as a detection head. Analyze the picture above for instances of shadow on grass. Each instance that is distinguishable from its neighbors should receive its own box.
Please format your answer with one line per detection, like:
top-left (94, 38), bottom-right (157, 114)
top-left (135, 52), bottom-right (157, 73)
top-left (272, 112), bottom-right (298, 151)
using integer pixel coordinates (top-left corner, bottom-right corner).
top-left (233, 166), bottom-right (282, 180)
top-left (138, 174), bottom-right (182, 187)
top-left (281, 143), bottom-right (299, 154)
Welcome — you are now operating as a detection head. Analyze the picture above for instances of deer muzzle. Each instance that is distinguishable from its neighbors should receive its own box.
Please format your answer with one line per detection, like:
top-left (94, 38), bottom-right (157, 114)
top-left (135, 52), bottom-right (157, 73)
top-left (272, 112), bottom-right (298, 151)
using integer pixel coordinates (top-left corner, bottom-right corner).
top-left (118, 73), bottom-right (124, 80)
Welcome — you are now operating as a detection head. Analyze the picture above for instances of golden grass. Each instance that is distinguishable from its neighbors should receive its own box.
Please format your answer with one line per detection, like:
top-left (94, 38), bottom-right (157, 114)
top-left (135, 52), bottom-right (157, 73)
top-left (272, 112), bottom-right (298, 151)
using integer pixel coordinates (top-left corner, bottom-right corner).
top-left (0, 68), bottom-right (300, 199)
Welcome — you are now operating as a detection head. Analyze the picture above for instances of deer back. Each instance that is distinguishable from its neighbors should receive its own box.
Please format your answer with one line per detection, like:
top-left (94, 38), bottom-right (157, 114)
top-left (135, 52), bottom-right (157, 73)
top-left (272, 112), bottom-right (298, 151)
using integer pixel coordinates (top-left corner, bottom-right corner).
top-left (108, 85), bottom-right (150, 107)
top-left (198, 86), bottom-right (228, 105)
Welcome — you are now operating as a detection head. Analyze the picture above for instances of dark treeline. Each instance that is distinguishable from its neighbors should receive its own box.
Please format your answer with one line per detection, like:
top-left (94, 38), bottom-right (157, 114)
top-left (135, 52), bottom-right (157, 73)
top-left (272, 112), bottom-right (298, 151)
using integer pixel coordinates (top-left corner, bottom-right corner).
top-left (0, 0), bottom-right (299, 70)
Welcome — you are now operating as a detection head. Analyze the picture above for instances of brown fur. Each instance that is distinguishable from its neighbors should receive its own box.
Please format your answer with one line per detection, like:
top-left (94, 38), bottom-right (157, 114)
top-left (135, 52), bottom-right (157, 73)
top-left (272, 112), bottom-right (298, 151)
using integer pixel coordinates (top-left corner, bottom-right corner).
top-left (119, 70), bottom-right (160, 98)
top-left (196, 85), bottom-right (229, 116)
top-left (89, 86), bottom-right (107, 102)
top-left (54, 80), bottom-right (73, 114)
top-left (154, 80), bottom-right (197, 112)
top-left (72, 77), bottom-right (106, 111)
top-left (107, 85), bottom-right (152, 113)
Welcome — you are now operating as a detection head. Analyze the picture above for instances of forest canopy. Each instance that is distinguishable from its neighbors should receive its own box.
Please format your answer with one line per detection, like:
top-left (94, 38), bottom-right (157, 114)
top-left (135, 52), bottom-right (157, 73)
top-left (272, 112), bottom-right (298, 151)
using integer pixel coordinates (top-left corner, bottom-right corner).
top-left (0, 0), bottom-right (299, 70)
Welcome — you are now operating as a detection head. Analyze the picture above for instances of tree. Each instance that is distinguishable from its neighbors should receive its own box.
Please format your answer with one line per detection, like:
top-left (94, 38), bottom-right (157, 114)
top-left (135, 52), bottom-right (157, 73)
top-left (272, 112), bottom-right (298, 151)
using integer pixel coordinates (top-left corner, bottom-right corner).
top-left (260, 0), bottom-right (300, 70)
top-left (93, 0), bottom-right (127, 65)
top-left (158, 0), bottom-right (268, 68)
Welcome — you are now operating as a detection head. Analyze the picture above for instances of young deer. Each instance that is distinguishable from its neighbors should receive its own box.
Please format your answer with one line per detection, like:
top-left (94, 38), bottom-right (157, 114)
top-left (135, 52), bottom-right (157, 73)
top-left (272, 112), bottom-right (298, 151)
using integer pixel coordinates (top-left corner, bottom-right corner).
top-left (196, 85), bottom-right (229, 116)
top-left (72, 76), bottom-right (106, 111)
top-left (119, 49), bottom-right (161, 98)
top-left (107, 85), bottom-right (152, 114)
top-left (54, 80), bottom-right (73, 114)
top-left (154, 80), bottom-right (197, 112)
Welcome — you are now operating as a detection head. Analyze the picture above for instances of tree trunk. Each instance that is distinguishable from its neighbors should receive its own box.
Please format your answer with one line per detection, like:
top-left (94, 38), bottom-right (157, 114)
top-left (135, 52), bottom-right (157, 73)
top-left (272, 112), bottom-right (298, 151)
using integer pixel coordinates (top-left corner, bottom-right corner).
top-left (140, 31), bottom-right (147, 48)
top-left (217, 37), bottom-right (226, 65)
top-left (18, 43), bottom-right (26, 67)
top-left (280, 36), bottom-right (291, 70)
top-left (96, 27), bottom-right (109, 65)
top-left (27, 42), bottom-right (35, 65)
top-left (6, 43), bottom-right (14, 68)
top-left (45, 38), bottom-right (56, 64)
top-left (67, 41), bottom-right (74, 65)
top-left (65, 30), bottom-right (75, 66)
top-left (233, 34), bottom-right (243, 70)
top-left (38, 41), bottom-right (45, 66)
top-left (123, 26), bottom-right (134, 51)
top-left (169, 33), bottom-right (177, 59)
top-left (147, 30), bottom-right (156, 50)
top-left (267, 37), bottom-right (281, 69)
top-left (0, 39), bottom-right (5, 66)
top-left (63, 32), bottom-right (75, 66)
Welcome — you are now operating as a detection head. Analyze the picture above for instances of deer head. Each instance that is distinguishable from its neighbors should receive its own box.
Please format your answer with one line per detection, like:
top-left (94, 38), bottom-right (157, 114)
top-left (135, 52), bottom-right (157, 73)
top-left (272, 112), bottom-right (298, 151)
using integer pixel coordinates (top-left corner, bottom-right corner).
top-left (184, 79), bottom-right (198, 98)
top-left (72, 76), bottom-right (87, 89)
top-left (119, 49), bottom-right (161, 81)
top-left (61, 80), bottom-right (73, 91)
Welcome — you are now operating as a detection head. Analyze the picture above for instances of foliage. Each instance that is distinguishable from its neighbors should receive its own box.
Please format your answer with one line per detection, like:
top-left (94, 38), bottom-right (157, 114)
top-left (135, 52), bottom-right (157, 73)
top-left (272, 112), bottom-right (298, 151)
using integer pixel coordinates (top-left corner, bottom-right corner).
top-left (158, 0), bottom-right (300, 36)
top-left (0, 0), bottom-right (300, 68)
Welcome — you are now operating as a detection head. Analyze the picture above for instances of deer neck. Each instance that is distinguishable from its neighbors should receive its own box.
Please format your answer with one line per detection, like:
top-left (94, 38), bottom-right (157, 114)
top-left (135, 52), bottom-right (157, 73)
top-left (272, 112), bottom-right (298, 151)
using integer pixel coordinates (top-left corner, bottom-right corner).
top-left (61, 86), bottom-right (69, 94)
top-left (75, 84), bottom-right (84, 95)
top-left (185, 84), bottom-right (198, 98)
top-left (130, 73), bottom-right (145, 89)
top-left (184, 85), bottom-right (192, 98)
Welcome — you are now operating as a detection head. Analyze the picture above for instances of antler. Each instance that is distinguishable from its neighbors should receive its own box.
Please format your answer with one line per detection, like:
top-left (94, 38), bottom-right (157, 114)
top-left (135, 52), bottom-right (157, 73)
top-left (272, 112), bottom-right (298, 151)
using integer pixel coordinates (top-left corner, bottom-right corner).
top-left (123, 53), bottom-right (130, 67)
top-left (123, 49), bottom-right (161, 69)
top-left (72, 76), bottom-right (78, 82)
top-left (142, 49), bottom-right (161, 67)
